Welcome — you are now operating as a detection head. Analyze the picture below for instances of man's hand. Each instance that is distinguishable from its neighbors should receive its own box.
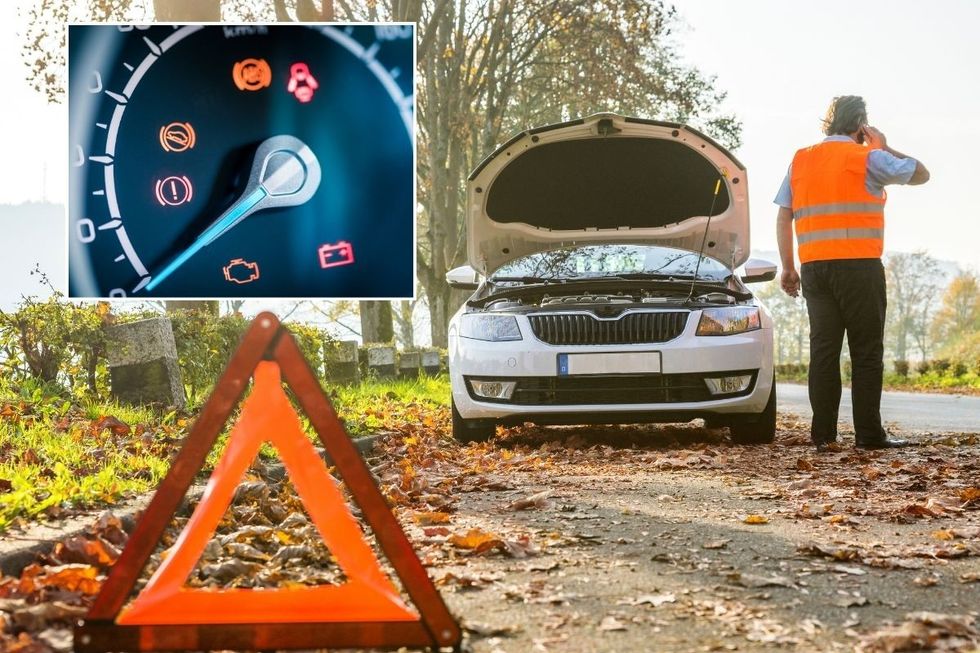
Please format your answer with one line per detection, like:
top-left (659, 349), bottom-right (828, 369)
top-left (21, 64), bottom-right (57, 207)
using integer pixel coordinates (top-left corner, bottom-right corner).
top-left (781, 267), bottom-right (800, 297)
top-left (861, 125), bottom-right (887, 150)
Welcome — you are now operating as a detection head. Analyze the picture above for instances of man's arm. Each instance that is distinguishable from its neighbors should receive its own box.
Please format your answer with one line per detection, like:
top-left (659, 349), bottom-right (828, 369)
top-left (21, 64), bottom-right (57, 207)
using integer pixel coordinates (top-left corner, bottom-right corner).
top-left (776, 206), bottom-right (800, 297)
top-left (863, 125), bottom-right (930, 185)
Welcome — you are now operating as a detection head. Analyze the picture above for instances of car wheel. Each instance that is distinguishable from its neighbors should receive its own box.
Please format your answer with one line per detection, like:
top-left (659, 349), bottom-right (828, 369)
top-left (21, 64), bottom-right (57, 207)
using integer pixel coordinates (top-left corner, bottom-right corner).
top-left (729, 381), bottom-right (776, 445)
top-left (451, 398), bottom-right (496, 444)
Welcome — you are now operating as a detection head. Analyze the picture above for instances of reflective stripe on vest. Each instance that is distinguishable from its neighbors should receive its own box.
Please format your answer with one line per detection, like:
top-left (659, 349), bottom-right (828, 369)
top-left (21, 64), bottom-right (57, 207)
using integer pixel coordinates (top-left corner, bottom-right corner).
top-left (790, 141), bottom-right (886, 263)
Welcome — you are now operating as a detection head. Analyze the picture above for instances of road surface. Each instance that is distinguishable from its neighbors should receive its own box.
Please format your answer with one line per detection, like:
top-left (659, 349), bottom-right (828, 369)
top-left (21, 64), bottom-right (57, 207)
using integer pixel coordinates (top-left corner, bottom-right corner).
top-left (777, 382), bottom-right (980, 433)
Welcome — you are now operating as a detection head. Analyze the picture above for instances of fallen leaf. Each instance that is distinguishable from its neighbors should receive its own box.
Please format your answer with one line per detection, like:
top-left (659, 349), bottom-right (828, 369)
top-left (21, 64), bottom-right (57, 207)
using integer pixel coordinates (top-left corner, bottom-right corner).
top-left (598, 615), bottom-right (628, 631)
top-left (507, 489), bottom-right (554, 511)
top-left (703, 539), bottom-right (730, 550)
top-left (11, 602), bottom-right (88, 631)
top-left (730, 572), bottom-right (794, 588)
top-left (412, 511), bottom-right (451, 525)
top-left (448, 528), bottom-right (505, 554)
top-left (742, 514), bottom-right (769, 525)
top-left (619, 592), bottom-right (676, 607)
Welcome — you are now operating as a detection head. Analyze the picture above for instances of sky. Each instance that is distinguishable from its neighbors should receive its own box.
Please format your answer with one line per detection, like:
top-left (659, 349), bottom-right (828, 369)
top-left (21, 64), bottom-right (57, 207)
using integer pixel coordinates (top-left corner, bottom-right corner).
top-left (0, 0), bottom-right (976, 308)
top-left (672, 0), bottom-right (979, 268)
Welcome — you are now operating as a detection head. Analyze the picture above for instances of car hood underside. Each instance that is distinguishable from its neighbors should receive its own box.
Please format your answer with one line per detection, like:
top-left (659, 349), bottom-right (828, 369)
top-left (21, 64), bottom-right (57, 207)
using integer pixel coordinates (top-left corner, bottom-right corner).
top-left (466, 114), bottom-right (750, 275)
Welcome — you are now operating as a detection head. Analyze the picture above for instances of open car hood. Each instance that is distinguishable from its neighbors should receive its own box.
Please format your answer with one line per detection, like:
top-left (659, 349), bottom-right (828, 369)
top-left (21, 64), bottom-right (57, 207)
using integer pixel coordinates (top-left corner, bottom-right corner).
top-left (466, 113), bottom-right (750, 275)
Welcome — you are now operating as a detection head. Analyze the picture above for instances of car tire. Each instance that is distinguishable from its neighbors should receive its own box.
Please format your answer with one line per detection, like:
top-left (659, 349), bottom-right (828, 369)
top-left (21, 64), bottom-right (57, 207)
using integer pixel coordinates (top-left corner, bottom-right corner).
top-left (728, 380), bottom-right (776, 445)
top-left (451, 398), bottom-right (496, 444)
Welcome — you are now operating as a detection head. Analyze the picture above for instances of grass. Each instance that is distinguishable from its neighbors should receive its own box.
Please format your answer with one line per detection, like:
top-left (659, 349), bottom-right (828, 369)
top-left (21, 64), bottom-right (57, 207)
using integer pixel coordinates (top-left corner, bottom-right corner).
top-left (776, 369), bottom-right (980, 394)
top-left (0, 374), bottom-right (452, 532)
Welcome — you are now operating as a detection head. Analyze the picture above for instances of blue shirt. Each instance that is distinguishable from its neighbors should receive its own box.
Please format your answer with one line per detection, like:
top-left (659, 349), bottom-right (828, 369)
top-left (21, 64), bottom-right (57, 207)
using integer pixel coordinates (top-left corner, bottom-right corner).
top-left (773, 135), bottom-right (917, 208)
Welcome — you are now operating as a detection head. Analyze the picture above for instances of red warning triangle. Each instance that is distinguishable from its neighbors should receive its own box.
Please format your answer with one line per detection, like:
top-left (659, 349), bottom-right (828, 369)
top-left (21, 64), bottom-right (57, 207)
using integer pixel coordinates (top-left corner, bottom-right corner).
top-left (75, 313), bottom-right (461, 652)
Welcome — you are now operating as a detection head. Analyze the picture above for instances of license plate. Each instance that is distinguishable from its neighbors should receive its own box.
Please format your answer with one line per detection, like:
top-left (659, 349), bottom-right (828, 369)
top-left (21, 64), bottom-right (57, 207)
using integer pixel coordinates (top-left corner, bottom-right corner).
top-left (557, 352), bottom-right (662, 376)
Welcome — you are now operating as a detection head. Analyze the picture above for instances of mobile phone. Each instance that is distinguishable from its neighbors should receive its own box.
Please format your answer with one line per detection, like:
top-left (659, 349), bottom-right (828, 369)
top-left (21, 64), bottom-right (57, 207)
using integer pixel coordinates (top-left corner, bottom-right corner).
top-left (856, 124), bottom-right (867, 145)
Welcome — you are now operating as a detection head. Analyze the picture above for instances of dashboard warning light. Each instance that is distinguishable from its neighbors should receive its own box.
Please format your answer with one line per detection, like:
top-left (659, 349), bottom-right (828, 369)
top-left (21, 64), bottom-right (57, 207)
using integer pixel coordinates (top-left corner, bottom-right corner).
top-left (223, 258), bottom-right (261, 284)
top-left (318, 241), bottom-right (355, 269)
top-left (233, 58), bottom-right (272, 91)
top-left (154, 176), bottom-right (193, 207)
top-left (159, 122), bottom-right (196, 152)
top-left (287, 62), bottom-right (319, 103)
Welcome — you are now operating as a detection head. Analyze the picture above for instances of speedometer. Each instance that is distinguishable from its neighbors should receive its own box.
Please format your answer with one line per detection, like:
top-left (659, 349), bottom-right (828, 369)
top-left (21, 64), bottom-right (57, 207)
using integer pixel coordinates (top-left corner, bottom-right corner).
top-left (68, 24), bottom-right (415, 298)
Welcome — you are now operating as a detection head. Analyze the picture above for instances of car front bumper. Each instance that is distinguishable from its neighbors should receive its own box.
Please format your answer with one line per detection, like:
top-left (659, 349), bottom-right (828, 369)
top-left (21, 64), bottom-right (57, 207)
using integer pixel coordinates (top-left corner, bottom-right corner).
top-left (449, 318), bottom-right (773, 423)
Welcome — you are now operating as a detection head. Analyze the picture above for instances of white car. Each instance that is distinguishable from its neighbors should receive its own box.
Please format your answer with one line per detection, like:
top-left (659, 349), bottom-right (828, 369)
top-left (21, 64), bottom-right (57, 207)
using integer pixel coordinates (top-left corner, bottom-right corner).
top-left (447, 113), bottom-right (776, 444)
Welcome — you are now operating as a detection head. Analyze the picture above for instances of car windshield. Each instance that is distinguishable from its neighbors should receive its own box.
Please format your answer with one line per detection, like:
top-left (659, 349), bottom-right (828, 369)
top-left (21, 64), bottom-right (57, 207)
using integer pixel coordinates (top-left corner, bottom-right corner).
top-left (490, 244), bottom-right (730, 284)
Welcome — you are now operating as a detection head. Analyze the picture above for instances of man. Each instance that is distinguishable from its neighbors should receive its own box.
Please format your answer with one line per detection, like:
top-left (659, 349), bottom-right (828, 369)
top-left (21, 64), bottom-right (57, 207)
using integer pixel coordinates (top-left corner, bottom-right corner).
top-left (774, 95), bottom-right (930, 451)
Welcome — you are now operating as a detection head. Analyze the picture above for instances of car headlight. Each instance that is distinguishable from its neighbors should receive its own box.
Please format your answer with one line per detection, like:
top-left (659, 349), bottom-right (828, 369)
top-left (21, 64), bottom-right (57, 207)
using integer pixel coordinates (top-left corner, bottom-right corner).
top-left (696, 307), bottom-right (761, 336)
top-left (460, 314), bottom-right (523, 341)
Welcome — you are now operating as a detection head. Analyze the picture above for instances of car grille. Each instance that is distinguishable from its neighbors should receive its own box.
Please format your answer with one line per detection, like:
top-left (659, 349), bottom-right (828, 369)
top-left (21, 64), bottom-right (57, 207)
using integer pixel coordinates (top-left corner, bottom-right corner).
top-left (528, 311), bottom-right (689, 345)
top-left (465, 372), bottom-right (755, 405)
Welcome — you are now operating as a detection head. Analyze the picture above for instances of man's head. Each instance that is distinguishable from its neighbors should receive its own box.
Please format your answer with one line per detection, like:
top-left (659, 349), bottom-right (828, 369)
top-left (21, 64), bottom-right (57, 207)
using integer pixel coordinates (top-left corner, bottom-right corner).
top-left (822, 95), bottom-right (868, 137)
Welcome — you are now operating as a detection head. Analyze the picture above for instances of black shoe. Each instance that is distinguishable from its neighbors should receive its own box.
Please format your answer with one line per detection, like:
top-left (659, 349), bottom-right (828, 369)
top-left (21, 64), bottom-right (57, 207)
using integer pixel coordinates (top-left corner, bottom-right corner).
top-left (855, 437), bottom-right (910, 449)
top-left (814, 440), bottom-right (841, 453)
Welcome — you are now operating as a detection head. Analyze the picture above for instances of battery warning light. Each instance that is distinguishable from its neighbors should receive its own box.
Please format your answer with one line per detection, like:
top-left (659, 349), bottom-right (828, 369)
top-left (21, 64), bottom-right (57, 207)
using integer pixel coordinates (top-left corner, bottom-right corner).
top-left (287, 63), bottom-right (318, 103)
top-left (318, 241), bottom-right (354, 269)
top-left (233, 58), bottom-right (272, 91)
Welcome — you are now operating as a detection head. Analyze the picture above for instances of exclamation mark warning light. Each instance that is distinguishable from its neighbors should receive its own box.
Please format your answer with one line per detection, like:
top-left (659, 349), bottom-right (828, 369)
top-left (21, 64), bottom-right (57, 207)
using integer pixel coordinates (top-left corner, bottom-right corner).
top-left (155, 176), bottom-right (193, 206)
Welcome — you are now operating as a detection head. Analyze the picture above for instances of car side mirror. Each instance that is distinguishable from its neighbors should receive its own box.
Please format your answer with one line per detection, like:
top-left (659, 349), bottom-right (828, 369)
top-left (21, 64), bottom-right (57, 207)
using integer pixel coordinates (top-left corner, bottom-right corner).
top-left (741, 258), bottom-right (777, 283)
top-left (446, 265), bottom-right (480, 290)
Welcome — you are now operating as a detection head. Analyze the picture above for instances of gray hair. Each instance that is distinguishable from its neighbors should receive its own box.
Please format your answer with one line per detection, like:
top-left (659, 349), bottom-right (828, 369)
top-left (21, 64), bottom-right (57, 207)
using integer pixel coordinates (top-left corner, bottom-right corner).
top-left (822, 95), bottom-right (867, 136)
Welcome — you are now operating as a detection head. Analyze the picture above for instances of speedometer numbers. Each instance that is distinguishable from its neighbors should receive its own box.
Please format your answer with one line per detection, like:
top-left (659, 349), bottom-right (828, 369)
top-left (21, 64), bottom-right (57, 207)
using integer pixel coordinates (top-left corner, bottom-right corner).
top-left (69, 24), bottom-right (415, 299)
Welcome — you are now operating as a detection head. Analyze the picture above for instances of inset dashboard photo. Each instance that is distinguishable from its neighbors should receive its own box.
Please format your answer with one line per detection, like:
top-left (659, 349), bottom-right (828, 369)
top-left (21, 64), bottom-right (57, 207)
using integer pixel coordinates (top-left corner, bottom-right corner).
top-left (68, 24), bottom-right (415, 299)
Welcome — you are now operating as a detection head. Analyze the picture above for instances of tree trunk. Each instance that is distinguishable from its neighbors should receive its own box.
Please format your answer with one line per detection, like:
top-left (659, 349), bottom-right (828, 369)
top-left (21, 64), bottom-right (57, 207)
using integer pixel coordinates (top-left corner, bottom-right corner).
top-left (153, 0), bottom-right (221, 20)
top-left (359, 301), bottom-right (394, 343)
top-left (396, 301), bottom-right (415, 348)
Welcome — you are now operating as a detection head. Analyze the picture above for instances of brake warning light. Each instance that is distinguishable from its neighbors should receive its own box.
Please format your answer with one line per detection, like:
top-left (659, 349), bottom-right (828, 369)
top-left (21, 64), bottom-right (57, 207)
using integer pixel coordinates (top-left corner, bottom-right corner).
top-left (287, 62), bottom-right (319, 103)
top-left (233, 58), bottom-right (272, 91)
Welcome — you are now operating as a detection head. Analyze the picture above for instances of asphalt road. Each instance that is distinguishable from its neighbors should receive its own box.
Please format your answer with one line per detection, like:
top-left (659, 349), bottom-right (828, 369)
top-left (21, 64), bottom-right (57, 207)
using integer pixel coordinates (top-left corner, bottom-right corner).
top-left (777, 382), bottom-right (980, 433)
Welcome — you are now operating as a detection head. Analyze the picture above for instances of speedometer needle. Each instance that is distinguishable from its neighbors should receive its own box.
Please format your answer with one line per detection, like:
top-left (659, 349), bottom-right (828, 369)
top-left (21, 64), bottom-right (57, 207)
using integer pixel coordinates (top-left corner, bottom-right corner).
top-left (144, 135), bottom-right (322, 293)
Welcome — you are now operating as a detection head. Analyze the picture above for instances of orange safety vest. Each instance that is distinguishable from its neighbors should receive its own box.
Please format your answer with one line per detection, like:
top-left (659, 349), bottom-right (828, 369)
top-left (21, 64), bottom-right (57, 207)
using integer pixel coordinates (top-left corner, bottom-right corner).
top-left (790, 140), bottom-right (886, 264)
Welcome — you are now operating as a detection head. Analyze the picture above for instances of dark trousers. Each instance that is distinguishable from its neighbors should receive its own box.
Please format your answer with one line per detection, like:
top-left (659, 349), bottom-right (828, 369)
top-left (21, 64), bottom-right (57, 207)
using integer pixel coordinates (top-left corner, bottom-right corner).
top-left (800, 258), bottom-right (887, 444)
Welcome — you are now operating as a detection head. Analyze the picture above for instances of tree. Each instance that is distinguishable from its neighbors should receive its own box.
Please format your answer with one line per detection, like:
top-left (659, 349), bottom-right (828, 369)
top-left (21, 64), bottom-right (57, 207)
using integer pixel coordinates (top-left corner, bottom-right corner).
top-left (884, 251), bottom-right (943, 361)
top-left (358, 301), bottom-right (394, 343)
top-left (931, 270), bottom-right (980, 351)
top-left (756, 280), bottom-right (809, 365)
top-left (411, 0), bottom-right (741, 346)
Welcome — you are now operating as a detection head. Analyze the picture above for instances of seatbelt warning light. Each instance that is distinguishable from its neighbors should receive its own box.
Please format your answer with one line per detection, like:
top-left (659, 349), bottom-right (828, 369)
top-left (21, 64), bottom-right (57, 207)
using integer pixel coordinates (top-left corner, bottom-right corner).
top-left (318, 241), bottom-right (354, 269)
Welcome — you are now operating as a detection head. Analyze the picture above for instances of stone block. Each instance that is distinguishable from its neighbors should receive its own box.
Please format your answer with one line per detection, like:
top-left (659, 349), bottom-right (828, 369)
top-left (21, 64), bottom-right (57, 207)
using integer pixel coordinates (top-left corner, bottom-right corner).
top-left (397, 351), bottom-right (421, 378)
top-left (365, 345), bottom-right (396, 378)
top-left (324, 340), bottom-right (360, 384)
top-left (105, 318), bottom-right (185, 408)
top-left (421, 349), bottom-right (441, 376)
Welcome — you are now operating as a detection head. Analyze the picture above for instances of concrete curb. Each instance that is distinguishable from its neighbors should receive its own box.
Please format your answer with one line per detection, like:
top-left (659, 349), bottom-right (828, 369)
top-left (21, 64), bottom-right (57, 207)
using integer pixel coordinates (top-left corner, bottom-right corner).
top-left (0, 433), bottom-right (385, 577)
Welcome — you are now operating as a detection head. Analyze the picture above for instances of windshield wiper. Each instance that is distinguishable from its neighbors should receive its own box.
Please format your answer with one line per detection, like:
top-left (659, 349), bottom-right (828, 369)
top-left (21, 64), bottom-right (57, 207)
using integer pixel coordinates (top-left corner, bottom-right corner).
top-left (469, 276), bottom-right (749, 308)
top-left (488, 275), bottom-right (559, 284)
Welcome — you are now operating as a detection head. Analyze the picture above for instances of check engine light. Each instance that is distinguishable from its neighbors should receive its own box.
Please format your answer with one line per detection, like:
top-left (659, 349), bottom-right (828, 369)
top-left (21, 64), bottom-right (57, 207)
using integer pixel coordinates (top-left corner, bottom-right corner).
top-left (704, 375), bottom-right (752, 396)
top-left (460, 314), bottom-right (522, 341)
top-left (470, 379), bottom-right (516, 400)
top-left (696, 307), bottom-right (761, 336)
top-left (223, 258), bottom-right (260, 284)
